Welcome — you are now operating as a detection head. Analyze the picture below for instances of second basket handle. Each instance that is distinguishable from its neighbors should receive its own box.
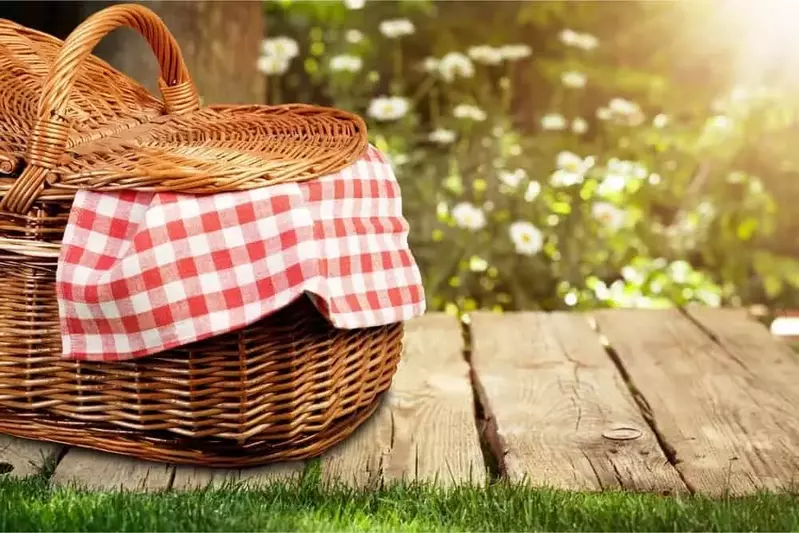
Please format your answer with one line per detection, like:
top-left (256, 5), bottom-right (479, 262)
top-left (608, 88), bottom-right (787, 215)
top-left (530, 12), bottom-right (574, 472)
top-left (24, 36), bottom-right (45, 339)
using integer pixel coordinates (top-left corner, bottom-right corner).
top-left (0, 3), bottom-right (200, 214)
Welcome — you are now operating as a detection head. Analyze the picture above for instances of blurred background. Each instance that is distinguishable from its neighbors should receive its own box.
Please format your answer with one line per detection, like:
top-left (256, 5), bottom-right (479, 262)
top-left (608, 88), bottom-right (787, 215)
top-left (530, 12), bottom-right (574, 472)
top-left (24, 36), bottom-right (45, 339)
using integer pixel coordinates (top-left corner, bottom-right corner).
top-left (7, 0), bottom-right (799, 331)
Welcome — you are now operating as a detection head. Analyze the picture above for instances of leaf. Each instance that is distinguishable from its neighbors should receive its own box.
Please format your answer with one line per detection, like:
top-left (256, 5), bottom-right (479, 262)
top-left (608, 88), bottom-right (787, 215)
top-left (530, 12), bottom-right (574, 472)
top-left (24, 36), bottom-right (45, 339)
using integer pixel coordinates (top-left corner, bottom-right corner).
top-left (763, 276), bottom-right (783, 299)
top-left (736, 217), bottom-right (759, 241)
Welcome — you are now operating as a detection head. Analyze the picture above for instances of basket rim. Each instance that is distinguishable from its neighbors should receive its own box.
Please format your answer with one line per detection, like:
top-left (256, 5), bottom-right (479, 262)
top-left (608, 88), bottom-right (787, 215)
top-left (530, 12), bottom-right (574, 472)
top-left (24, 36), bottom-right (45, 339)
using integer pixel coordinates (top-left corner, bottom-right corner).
top-left (0, 8), bottom-right (369, 208)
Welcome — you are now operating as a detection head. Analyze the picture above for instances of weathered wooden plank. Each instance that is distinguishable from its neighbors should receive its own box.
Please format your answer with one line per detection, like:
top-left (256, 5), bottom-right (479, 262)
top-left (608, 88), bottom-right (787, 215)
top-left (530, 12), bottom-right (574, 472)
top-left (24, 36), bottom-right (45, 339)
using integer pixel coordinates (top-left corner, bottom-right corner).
top-left (386, 314), bottom-right (485, 486)
top-left (171, 462), bottom-right (305, 490)
top-left (470, 311), bottom-right (686, 493)
top-left (321, 398), bottom-right (391, 488)
top-left (0, 435), bottom-right (62, 479)
top-left (51, 448), bottom-right (173, 491)
top-left (685, 307), bottom-right (798, 372)
top-left (321, 314), bottom-right (486, 487)
top-left (238, 462), bottom-right (305, 487)
top-left (684, 304), bottom-right (751, 322)
top-left (594, 308), bottom-right (799, 495)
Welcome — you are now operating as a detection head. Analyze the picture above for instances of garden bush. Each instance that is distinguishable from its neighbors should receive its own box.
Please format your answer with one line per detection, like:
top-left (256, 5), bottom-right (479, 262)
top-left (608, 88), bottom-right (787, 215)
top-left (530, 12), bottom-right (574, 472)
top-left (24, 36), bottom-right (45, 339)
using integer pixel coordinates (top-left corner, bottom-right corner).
top-left (260, 0), bottom-right (799, 315)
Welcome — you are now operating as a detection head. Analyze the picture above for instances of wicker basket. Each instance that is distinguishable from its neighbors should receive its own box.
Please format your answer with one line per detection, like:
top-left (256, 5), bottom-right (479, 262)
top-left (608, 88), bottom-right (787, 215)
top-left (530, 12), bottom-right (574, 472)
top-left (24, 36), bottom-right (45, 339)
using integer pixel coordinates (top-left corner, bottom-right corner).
top-left (0, 4), bottom-right (405, 466)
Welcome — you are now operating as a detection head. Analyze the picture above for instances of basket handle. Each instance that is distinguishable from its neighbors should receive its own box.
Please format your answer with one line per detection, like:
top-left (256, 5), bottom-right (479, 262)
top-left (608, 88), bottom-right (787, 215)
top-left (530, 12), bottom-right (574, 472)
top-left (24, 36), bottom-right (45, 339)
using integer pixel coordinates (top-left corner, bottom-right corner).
top-left (0, 3), bottom-right (200, 214)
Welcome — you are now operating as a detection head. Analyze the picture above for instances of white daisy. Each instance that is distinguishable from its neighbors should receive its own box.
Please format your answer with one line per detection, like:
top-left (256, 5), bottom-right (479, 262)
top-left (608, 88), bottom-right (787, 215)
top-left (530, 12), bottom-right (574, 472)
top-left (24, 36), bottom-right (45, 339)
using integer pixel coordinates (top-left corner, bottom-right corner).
top-left (438, 52), bottom-right (475, 81)
top-left (261, 37), bottom-right (299, 60)
top-left (561, 71), bottom-right (587, 88)
top-left (379, 19), bottom-right (415, 38)
top-left (367, 96), bottom-right (410, 121)
top-left (452, 202), bottom-right (487, 231)
top-left (550, 151), bottom-right (593, 187)
top-left (509, 221), bottom-right (544, 255)
top-left (421, 57), bottom-right (440, 73)
top-left (607, 158), bottom-right (648, 180)
top-left (524, 181), bottom-right (542, 202)
top-left (550, 170), bottom-right (585, 187)
top-left (575, 32), bottom-right (599, 51)
top-left (498, 44), bottom-right (532, 61)
top-left (607, 97), bottom-right (645, 125)
top-left (329, 54), bottom-right (363, 73)
top-left (428, 128), bottom-right (457, 144)
top-left (257, 55), bottom-right (290, 75)
top-left (558, 29), bottom-right (581, 47)
top-left (571, 117), bottom-right (588, 134)
top-left (498, 168), bottom-right (527, 189)
top-left (541, 113), bottom-right (567, 131)
top-left (453, 104), bottom-right (487, 122)
top-left (596, 107), bottom-right (612, 120)
top-left (559, 29), bottom-right (598, 51)
top-left (597, 173), bottom-right (627, 196)
top-left (609, 97), bottom-right (641, 116)
top-left (345, 29), bottom-right (364, 44)
top-left (592, 202), bottom-right (625, 230)
top-left (468, 45), bottom-right (504, 65)
top-left (556, 151), bottom-right (593, 174)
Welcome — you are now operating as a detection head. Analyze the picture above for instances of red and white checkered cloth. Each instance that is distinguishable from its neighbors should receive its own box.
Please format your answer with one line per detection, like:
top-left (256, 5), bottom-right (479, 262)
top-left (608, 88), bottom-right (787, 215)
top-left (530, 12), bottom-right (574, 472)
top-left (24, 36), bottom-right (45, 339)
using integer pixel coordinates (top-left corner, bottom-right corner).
top-left (56, 145), bottom-right (426, 361)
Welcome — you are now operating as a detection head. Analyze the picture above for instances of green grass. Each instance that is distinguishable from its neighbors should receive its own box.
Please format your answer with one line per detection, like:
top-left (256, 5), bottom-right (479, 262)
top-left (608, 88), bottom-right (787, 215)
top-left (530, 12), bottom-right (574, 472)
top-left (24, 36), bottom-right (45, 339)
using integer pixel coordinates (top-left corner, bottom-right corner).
top-left (2, 469), bottom-right (798, 532)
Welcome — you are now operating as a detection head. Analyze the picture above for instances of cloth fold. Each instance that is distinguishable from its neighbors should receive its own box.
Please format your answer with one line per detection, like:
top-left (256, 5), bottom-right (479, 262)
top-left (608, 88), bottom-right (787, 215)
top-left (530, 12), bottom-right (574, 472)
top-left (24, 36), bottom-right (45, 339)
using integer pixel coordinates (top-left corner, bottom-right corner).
top-left (56, 145), bottom-right (425, 361)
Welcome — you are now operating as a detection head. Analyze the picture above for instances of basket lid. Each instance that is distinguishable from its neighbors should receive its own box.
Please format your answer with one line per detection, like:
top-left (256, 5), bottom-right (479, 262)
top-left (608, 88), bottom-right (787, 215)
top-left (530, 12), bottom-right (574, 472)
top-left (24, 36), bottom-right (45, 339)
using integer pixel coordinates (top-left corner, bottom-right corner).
top-left (0, 4), bottom-right (367, 214)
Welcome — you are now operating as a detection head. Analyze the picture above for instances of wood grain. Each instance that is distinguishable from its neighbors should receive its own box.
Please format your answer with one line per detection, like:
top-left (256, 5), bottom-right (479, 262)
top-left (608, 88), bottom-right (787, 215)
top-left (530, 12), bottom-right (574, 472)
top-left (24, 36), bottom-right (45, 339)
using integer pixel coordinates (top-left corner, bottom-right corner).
top-left (321, 398), bottom-right (391, 488)
top-left (594, 308), bottom-right (799, 495)
top-left (171, 462), bottom-right (305, 490)
top-left (684, 307), bottom-right (798, 373)
top-left (0, 435), bottom-right (61, 479)
top-left (321, 314), bottom-right (486, 487)
top-left (51, 448), bottom-right (173, 491)
top-left (470, 311), bottom-right (686, 493)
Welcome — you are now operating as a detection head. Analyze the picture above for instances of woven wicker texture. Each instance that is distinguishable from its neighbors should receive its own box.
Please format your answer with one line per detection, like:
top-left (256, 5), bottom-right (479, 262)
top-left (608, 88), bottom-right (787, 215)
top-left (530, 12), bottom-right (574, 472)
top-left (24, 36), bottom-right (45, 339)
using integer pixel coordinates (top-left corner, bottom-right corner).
top-left (0, 4), bottom-right (367, 214)
top-left (0, 4), bottom-right (401, 466)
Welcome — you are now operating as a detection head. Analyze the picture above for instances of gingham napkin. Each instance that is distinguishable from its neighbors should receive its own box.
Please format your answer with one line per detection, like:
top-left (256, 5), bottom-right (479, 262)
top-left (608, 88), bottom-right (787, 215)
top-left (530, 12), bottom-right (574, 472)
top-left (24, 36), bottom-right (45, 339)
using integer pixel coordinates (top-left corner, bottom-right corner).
top-left (56, 145), bottom-right (426, 361)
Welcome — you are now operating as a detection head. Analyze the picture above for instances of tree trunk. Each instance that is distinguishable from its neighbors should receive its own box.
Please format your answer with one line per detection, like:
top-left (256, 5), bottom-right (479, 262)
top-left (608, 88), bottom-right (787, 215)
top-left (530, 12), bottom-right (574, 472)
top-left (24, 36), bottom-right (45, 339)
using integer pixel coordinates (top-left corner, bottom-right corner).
top-left (82, 0), bottom-right (266, 105)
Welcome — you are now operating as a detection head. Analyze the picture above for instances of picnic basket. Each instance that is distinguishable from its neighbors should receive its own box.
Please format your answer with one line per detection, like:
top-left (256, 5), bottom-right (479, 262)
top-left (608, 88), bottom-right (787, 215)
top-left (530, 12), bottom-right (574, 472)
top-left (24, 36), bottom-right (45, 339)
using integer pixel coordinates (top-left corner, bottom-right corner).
top-left (0, 4), bottom-right (411, 467)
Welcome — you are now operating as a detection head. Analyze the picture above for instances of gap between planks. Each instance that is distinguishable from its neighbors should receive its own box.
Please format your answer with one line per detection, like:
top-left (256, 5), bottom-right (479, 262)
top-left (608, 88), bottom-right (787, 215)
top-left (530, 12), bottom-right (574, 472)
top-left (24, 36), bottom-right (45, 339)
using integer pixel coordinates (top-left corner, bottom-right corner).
top-left (7, 309), bottom-right (794, 495)
top-left (592, 307), bottom-right (799, 496)
top-left (469, 311), bottom-right (687, 494)
top-left (320, 313), bottom-right (487, 488)
top-left (35, 313), bottom-right (488, 491)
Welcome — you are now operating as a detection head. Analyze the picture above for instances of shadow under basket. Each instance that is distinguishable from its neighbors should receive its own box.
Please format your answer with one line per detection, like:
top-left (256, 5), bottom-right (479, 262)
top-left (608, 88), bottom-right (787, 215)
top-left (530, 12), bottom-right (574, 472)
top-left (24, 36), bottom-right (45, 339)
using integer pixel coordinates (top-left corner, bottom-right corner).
top-left (0, 254), bottom-right (403, 466)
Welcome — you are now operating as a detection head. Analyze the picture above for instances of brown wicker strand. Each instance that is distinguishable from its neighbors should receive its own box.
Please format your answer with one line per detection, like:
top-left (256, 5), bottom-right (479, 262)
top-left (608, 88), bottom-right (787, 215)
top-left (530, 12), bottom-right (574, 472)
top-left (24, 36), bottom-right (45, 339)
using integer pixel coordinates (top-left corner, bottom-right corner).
top-left (0, 10), bottom-right (368, 208)
top-left (157, 78), bottom-right (201, 116)
top-left (0, 152), bottom-right (19, 175)
top-left (0, 3), bottom-right (199, 214)
top-left (0, 5), bottom-right (396, 467)
top-left (0, 166), bottom-right (47, 214)
top-left (38, 3), bottom-right (196, 115)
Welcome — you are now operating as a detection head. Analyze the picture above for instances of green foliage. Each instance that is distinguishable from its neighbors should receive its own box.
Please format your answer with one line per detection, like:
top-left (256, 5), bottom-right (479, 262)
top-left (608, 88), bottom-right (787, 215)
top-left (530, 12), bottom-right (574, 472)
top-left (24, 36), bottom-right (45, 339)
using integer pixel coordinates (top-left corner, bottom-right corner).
top-left (3, 474), bottom-right (799, 531)
top-left (262, 0), bottom-right (799, 314)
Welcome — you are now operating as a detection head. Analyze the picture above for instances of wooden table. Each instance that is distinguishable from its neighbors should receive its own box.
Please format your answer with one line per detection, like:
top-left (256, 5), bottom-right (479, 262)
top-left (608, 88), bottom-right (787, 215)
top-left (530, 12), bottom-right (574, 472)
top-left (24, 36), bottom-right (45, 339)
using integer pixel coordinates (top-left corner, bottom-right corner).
top-left (2, 308), bottom-right (798, 495)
